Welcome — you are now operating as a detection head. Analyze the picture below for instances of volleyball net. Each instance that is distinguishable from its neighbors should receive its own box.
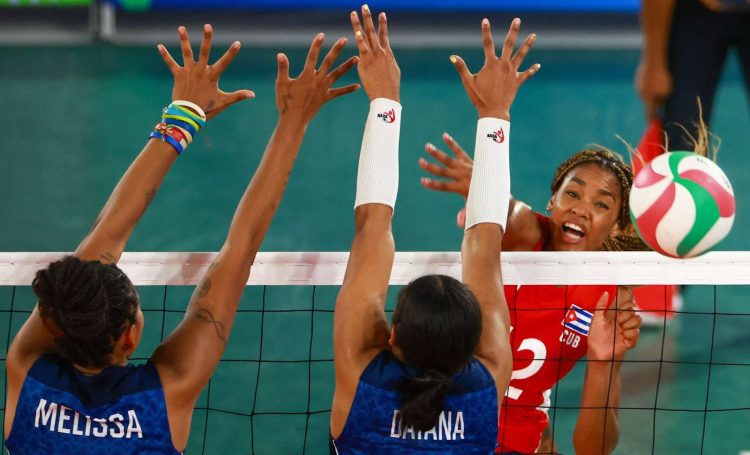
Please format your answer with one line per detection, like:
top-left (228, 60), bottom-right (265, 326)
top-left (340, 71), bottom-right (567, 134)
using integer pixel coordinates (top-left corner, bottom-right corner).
top-left (1, 252), bottom-right (749, 454)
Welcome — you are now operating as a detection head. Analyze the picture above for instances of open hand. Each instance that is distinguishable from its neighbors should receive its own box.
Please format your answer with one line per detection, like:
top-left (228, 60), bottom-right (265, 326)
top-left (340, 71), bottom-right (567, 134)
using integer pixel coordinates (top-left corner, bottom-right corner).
top-left (419, 132), bottom-right (473, 198)
top-left (350, 5), bottom-right (400, 102)
top-left (157, 24), bottom-right (254, 120)
top-left (451, 18), bottom-right (540, 119)
top-left (275, 34), bottom-right (360, 125)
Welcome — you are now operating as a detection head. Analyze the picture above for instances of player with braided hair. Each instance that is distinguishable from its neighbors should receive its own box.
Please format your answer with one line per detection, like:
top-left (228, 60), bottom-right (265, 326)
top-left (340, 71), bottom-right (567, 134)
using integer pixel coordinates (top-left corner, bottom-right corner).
top-left (419, 142), bottom-right (644, 454)
top-left (5, 25), bottom-right (359, 454)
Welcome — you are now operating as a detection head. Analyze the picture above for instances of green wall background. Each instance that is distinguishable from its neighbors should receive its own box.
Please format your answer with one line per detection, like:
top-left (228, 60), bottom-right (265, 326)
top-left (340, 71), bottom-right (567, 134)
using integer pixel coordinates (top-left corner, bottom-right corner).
top-left (1, 43), bottom-right (749, 454)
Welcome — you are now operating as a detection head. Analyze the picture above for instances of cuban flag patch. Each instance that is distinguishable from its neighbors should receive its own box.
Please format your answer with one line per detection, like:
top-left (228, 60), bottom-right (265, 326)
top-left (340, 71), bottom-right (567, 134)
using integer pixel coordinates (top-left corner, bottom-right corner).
top-left (562, 304), bottom-right (593, 336)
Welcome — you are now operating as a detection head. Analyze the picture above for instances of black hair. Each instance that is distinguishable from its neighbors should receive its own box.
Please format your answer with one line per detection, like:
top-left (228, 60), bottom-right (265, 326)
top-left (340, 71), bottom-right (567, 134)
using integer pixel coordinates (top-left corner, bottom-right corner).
top-left (391, 274), bottom-right (482, 431)
top-left (32, 256), bottom-right (139, 369)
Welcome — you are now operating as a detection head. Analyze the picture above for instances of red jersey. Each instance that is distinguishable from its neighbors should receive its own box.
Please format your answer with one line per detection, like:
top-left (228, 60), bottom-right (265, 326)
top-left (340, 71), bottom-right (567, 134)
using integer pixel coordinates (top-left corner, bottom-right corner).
top-left (497, 214), bottom-right (616, 453)
top-left (496, 284), bottom-right (615, 453)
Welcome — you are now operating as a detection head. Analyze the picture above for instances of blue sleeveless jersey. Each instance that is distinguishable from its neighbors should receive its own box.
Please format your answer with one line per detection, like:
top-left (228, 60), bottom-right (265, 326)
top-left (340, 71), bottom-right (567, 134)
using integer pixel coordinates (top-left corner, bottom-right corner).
top-left (6, 353), bottom-right (179, 454)
top-left (331, 351), bottom-right (498, 454)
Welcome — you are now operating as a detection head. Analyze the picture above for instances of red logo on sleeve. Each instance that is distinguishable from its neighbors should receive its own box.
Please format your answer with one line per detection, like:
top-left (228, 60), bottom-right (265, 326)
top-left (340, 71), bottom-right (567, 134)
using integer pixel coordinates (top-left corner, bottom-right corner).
top-left (486, 128), bottom-right (505, 143)
top-left (377, 109), bottom-right (396, 124)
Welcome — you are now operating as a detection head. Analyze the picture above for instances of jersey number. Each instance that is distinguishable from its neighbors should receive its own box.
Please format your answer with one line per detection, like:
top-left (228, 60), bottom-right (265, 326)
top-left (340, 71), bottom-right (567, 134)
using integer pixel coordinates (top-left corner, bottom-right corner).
top-left (505, 337), bottom-right (546, 400)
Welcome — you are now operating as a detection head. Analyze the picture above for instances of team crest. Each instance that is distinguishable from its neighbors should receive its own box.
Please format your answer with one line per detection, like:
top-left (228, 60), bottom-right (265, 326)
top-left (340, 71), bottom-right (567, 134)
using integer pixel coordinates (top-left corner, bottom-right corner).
top-left (561, 304), bottom-right (592, 336)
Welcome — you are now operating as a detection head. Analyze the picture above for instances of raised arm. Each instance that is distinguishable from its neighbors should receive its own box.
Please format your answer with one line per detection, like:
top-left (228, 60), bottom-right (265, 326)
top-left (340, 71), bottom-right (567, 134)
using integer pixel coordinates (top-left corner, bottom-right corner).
top-left (5, 25), bottom-right (251, 375)
top-left (418, 133), bottom-right (542, 250)
top-left (149, 34), bottom-right (358, 450)
top-left (452, 18), bottom-right (539, 392)
top-left (331, 5), bottom-right (401, 437)
top-left (635, 0), bottom-right (676, 120)
top-left (573, 287), bottom-right (641, 454)
top-left (77, 25), bottom-right (252, 263)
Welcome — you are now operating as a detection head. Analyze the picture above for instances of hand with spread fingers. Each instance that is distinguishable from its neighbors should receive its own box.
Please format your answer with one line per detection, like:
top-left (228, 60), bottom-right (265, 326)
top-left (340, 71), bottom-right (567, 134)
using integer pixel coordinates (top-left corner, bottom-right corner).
top-left (350, 4), bottom-right (400, 102)
top-left (419, 132), bottom-right (473, 199)
top-left (451, 18), bottom-right (540, 120)
top-left (157, 24), bottom-right (254, 120)
top-left (275, 33), bottom-right (360, 125)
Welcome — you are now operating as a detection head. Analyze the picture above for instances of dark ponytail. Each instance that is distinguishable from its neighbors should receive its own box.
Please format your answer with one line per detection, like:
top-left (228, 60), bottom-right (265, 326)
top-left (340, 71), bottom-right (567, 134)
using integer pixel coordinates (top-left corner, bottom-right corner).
top-left (399, 369), bottom-right (454, 431)
top-left (392, 275), bottom-right (482, 432)
top-left (32, 256), bottom-right (139, 369)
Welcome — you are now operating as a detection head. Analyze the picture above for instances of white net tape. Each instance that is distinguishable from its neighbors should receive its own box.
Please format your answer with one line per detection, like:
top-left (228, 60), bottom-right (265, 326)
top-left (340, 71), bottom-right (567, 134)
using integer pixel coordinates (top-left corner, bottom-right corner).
top-left (2, 251), bottom-right (750, 285)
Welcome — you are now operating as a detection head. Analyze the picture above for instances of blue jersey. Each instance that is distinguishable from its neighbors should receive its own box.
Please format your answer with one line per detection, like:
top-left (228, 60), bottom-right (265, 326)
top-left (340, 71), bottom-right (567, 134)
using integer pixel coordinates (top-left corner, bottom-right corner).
top-left (330, 351), bottom-right (498, 454)
top-left (6, 353), bottom-right (179, 454)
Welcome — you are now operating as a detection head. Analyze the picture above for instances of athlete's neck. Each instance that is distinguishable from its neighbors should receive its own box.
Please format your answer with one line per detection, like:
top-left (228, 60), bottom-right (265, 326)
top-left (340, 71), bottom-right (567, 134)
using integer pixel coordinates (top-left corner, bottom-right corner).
top-left (390, 345), bottom-right (408, 364)
top-left (73, 357), bottom-right (128, 376)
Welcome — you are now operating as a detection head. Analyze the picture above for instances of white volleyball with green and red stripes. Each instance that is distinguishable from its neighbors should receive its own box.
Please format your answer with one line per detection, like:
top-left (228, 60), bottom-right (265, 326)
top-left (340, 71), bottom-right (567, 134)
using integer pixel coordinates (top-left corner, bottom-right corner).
top-left (630, 152), bottom-right (735, 258)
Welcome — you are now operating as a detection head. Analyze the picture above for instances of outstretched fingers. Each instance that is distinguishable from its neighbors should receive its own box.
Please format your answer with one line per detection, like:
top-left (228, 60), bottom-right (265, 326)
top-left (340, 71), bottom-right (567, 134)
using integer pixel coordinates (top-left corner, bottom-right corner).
top-left (481, 18), bottom-right (496, 63)
top-left (319, 37), bottom-right (347, 74)
top-left (205, 89), bottom-right (255, 120)
top-left (425, 143), bottom-right (455, 167)
top-left (198, 24), bottom-right (213, 65)
top-left (276, 52), bottom-right (291, 82)
top-left (350, 11), bottom-right (368, 54)
top-left (500, 18), bottom-right (520, 61)
top-left (157, 44), bottom-right (180, 76)
top-left (450, 54), bottom-right (474, 88)
top-left (442, 133), bottom-right (470, 160)
top-left (304, 33), bottom-right (325, 72)
top-left (511, 33), bottom-right (536, 68)
top-left (419, 157), bottom-right (455, 179)
top-left (420, 177), bottom-right (462, 193)
top-left (212, 41), bottom-right (241, 74)
top-left (328, 83), bottom-right (361, 100)
top-left (326, 55), bottom-right (359, 84)
top-left (519, 63), bottom-right (542, 84)
top-left (178, 26), bottom-right (194, 64)
top-left (378, 11), bottom-right (390, 50)
top-left (361, 4), bottom-right (379, 50)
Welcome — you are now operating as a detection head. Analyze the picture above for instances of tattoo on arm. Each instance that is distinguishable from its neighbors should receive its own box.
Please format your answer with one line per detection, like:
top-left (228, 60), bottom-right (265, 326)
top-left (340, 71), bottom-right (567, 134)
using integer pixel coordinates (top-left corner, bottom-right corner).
top-left (197, 278), bottom-right (211, 298)
top-left (192, 307), bottom-right (227, 345)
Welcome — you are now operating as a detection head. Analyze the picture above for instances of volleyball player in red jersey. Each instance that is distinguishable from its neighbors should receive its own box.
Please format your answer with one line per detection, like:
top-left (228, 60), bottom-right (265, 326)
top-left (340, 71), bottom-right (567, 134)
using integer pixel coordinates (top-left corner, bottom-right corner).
top-left (419, 142), bottom-right (644, 454)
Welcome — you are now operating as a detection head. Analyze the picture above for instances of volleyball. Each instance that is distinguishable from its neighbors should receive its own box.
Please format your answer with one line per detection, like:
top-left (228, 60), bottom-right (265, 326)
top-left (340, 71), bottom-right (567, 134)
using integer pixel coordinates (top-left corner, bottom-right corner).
top-left (629, 152), bottom-right (735, 258)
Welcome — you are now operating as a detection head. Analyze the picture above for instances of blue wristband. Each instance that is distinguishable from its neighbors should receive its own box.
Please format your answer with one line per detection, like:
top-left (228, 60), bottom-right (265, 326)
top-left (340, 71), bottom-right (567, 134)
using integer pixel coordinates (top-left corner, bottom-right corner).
top-left (149, 131), bottom-right (184, 155)
top-left (162, 118), bottom-right (197, 137)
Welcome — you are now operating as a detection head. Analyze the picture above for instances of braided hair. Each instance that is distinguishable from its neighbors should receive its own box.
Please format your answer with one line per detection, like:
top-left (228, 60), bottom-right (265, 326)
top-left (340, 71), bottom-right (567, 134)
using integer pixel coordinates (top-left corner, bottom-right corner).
top-left (550, 148), bottom-right (650, 252)
top-left (32, 256), bottom-right (139, 369)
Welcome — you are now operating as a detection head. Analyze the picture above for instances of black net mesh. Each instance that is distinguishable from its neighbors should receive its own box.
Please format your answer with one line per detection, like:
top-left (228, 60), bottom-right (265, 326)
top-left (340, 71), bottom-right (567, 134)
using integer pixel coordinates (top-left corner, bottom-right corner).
top-left (1, 283), bottom-right (749, 454)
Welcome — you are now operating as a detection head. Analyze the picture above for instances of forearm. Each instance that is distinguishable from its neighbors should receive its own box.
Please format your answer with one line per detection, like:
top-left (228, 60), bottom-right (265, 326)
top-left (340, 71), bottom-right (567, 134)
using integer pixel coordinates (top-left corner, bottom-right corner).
top-left (75, 139), bottom-right (178, 261)
top-left (462, 224), bottom-right (509, 349)
top-left (196, 116), bottom-right (306, 319)
top-left (640, 0), bottom-right (676, 69)
top-left (155, 116), bottom-right (307, 390)
top-left (573, 361), bottom-right (622, 454)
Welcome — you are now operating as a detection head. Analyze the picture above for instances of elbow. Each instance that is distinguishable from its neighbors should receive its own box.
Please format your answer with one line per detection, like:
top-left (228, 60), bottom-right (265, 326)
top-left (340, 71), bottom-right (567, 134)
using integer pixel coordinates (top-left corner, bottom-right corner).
top-left (462, 228), bottom-right (502, 268)
top-left (354, 204), bottom-right (393, 233)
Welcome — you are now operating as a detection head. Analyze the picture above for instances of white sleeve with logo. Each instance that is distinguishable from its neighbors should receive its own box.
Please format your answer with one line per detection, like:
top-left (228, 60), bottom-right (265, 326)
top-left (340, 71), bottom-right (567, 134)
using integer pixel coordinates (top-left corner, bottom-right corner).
top-left (354, 98), bottom-right (402, 210)
top-left (465, 117), bottom-right (511, 231)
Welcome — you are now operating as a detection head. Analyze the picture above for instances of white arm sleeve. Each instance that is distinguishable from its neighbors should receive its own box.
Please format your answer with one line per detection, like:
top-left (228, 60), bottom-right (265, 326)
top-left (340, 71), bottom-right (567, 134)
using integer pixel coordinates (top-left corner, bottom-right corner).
top-left (465, 117), bottom-right (511, 231)
top-left (354, 98), bottom-right (402, 210)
